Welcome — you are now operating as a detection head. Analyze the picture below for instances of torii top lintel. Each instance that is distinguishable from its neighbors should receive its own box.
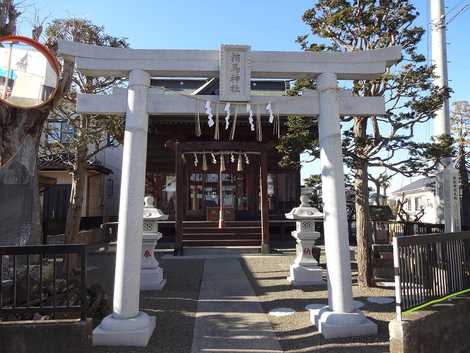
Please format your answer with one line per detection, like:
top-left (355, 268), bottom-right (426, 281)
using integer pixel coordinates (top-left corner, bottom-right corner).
top-left (58, 41), bottom-right (402, 81)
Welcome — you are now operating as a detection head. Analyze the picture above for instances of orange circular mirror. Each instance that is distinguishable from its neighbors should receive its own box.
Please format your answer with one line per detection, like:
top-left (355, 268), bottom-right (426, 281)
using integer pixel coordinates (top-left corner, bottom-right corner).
top-left (0, 35), bottom-right (60, 109)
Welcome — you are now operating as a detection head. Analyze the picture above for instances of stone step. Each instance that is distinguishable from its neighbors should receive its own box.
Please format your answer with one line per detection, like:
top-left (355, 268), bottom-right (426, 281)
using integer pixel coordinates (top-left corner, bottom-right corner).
top-left (183, 227), bottom-right (261, 234)
top-left (182, 233), bottom-right (260, 240)
top-left (182, 239), bottom-right (262, 246)
top-left (182, 221), bottom-right (261, 228)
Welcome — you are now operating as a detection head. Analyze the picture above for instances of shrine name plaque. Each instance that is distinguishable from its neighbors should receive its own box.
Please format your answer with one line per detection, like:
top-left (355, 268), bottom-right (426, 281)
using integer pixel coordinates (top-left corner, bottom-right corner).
top-left (219, 44), bottom-right (251, 102)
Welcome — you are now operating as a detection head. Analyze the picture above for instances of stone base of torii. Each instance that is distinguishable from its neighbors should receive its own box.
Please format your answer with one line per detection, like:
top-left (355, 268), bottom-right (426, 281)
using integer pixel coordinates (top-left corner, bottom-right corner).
top-left (57, 41), bottom-right (401, 346)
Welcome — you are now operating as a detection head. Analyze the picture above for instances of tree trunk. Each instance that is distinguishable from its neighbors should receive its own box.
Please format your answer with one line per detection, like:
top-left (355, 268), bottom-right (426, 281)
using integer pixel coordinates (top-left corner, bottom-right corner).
top-left (0, 108), bottom-right (48, 245)
top-left (354, 117), bottom-right (373, 287)
top-left (457, 143), bottom-right (470, 229)
top-left (0, 7), bottom-right (73, 243)
top-left (64, 116), bottom-right (88, 244)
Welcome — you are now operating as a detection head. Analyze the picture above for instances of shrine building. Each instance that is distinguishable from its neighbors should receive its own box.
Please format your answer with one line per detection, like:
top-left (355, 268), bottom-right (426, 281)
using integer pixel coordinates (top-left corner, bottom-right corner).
top-left (144, 76), bottom-right (300, 251)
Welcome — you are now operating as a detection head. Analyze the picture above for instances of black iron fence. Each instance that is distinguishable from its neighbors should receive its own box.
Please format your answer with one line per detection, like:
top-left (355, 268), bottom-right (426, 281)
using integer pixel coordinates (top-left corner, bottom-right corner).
top-left (0, 244), bottom-right (87, 321)
top-left (393, 231), bottom-right (470, 319)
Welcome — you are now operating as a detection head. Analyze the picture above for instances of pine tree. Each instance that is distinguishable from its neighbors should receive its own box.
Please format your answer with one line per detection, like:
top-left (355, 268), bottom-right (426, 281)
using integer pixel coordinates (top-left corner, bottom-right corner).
top-left (277, 0), bottom-right (450, 286)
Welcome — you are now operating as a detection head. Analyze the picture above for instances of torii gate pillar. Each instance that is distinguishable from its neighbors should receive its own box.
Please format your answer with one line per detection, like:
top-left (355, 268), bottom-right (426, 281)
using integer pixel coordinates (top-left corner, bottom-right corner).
top-left (93, 69), bottom-right (156, 346)
top-left (310, 73), bottom-right (377, 338)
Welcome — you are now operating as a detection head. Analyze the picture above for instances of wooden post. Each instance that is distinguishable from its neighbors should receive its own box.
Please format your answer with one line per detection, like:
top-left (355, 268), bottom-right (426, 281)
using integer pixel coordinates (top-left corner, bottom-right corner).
top-left (260, 151), bottom-right (270, 253)
top-left (175, 141), bottom-right (184, 255)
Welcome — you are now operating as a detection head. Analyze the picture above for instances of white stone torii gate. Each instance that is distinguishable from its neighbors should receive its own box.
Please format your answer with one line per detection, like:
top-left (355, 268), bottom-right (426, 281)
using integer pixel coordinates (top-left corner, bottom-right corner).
top-left (58, 41), bottom-right (401, 346)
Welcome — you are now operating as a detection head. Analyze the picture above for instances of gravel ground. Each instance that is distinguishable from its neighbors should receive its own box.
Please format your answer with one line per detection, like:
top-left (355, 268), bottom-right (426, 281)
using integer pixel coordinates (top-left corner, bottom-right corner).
top-left (91, 256), bottom-right (204, 353)
top-left (241, 254), bottom-right (395, 353)
top-left (87, 250), bottom-right (395, 353)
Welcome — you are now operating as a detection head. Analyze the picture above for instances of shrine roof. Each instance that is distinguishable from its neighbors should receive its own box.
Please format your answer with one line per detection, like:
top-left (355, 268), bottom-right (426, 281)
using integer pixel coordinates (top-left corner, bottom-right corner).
top-left (151, 78), bottom-right (288, 96)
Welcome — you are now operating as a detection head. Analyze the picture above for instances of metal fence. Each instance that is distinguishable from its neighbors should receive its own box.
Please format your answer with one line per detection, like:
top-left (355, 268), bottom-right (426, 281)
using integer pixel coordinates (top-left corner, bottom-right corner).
top-left (393, 231), bottom-right (470, 320)
top-left (371, 221), bottom-right (445, 238)
top-left (0, 244), bottom-right (87, 321)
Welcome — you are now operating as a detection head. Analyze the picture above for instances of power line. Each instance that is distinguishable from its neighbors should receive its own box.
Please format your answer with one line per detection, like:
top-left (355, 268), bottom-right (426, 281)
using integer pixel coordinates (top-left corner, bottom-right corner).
top-left (446, 3), bottom-right (470, 24)
top-left (445, 0), bottom-right (469, 17)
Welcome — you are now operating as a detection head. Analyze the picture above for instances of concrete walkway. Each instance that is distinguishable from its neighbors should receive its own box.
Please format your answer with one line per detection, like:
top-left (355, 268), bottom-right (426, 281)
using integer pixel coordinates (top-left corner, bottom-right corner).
top-left (191, 258), bottom-right (282, 353)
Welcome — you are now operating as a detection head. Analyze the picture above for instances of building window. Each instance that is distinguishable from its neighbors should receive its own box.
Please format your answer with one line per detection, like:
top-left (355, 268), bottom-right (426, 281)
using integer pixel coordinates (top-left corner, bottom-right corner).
top-left (414, 196), bottom-right (425, 210)
top-left (46, 120), bottom-right (75, 145)
top-left (427, 199), bottom-right (433, 208)
top-left (40, 85), bottom-right (54, 101)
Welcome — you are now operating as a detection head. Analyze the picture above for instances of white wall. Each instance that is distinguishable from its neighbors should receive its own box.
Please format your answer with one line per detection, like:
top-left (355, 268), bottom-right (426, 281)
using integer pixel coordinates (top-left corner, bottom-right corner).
top-left (94, 145), bottom-right (123, 220)
top-left (391, 189), bottom-right (438, 224)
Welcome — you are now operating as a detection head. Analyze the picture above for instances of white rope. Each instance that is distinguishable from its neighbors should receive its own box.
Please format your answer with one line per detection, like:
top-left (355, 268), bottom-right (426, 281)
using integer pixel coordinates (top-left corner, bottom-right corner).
top-left (230, 105), bottom-right (238, 140)
top-left (182, 150), bottom-right (262, 156)
top-left (214, 104), bottom-right (220, 140)
top-left (195, 100), bottom-right (202, 136)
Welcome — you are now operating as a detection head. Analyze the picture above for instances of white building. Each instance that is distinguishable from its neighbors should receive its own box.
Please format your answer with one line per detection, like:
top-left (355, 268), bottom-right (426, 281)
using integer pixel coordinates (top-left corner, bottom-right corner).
top-left (0, 44), bottom-right (57, 105)
top-left (390, 177), bottom-right (438, 224)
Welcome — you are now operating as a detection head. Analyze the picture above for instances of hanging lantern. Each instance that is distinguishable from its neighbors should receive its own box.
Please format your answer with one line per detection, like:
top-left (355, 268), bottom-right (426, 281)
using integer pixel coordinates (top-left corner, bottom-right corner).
top-left (202, 153), bottom-right (208, 171)
top-left (237, 153), bottom-right (244, 172)
top-left (220, 154), bottom-right (226, 172)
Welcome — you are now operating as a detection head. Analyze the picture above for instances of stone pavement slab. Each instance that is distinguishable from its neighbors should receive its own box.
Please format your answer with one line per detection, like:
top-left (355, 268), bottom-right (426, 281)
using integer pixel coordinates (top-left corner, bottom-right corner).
top-left (191, 258), bottom-right (282, 353)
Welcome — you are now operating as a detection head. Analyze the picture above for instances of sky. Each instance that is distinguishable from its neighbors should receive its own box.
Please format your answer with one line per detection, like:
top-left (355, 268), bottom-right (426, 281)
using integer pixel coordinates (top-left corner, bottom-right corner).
top-left (15, 0), bottom-right (470, 191)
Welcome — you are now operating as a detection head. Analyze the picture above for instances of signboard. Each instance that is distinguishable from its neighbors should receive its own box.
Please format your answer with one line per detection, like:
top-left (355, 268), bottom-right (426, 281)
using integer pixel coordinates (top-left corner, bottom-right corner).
top-left (436, 166), bottom-right (461, 232)
top-left (219, 44), bottom-right (251, 102)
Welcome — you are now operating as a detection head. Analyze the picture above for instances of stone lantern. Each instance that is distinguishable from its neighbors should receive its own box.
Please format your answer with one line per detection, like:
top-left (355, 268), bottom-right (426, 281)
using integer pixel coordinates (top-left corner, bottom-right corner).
top-left (285, 194), bottom-right (324, 285)
top-left (141, 196), bottom-right (168, 290)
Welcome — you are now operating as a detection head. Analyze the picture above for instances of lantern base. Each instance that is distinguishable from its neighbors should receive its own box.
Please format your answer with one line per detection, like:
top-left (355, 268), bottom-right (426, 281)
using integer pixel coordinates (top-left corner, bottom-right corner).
top-left (140, 268), bottom-right (166, 291)
top-left (287, 264), bottom-right (323, 286)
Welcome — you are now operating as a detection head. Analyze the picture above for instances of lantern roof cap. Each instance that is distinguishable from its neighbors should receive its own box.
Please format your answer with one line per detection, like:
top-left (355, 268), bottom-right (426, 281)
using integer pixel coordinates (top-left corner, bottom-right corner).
top-left (285, 194), bottom-right (323, 220)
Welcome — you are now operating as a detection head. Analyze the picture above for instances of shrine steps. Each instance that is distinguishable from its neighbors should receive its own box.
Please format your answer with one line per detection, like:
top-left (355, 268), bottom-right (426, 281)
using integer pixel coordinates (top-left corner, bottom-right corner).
top-left (182, 221), bottom-right (262, 246)
top-left (182, 221), bottom-right (261, 228)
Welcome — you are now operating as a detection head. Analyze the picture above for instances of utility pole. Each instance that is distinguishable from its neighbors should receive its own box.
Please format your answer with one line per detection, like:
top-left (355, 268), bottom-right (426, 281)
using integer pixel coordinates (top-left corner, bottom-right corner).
top-left (431, 0), bottom-right (461, 232)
